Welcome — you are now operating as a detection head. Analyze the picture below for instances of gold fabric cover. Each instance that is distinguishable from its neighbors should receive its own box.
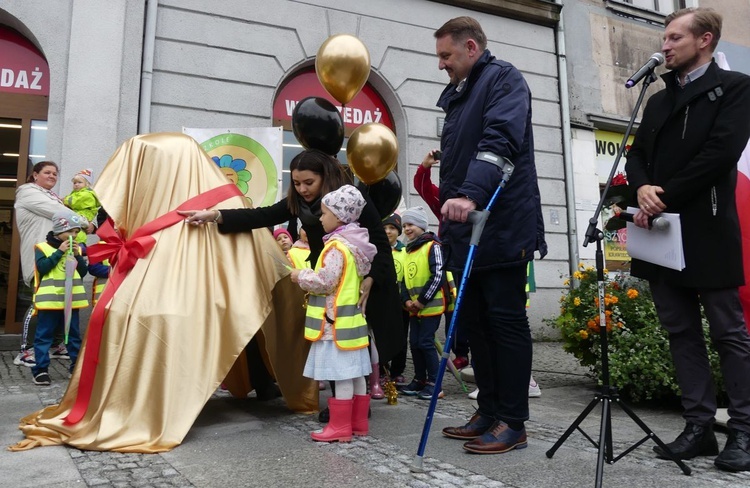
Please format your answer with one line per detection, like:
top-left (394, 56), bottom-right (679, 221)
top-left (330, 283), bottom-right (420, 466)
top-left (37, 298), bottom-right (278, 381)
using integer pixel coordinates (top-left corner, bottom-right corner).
top-left (10, 133), bottom-right (317, 453)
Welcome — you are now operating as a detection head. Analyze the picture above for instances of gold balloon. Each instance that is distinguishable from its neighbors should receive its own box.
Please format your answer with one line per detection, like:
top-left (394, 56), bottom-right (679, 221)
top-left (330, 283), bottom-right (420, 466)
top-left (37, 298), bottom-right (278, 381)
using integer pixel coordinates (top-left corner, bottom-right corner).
top-left (346, 123), bottom-right (399, 185)
top-left (315, 34), bottom-right (371, 105)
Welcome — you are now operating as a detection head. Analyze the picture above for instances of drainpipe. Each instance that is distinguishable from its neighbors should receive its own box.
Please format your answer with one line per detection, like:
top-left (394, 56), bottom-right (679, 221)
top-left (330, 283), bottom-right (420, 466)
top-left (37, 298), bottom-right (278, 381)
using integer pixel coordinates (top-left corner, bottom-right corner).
top-left (138, 0), bottom-right (158, 134)
top-left (555, 1), bottom-right (579, 278)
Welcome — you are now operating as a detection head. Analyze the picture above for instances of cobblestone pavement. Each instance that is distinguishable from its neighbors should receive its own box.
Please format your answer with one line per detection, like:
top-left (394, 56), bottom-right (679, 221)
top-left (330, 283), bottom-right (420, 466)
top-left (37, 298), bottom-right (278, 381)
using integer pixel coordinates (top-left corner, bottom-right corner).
top-left (4, 345), bottom-right (750, 487)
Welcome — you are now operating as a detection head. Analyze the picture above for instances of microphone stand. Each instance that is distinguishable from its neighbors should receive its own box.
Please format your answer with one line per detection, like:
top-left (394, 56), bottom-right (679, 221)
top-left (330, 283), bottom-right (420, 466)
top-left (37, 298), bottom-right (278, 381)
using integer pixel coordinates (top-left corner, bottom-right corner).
top-left (545, 71), bottom-right (692, 486)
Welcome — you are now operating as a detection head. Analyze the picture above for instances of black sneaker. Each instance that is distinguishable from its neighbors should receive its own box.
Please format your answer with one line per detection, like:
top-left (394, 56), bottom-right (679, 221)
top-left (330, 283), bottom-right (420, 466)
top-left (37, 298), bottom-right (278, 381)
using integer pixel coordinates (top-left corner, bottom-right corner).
top-left (400, 379), bottom-right (426, 396)
top-left (417, 383), bottom-right (444, 400)
top-left (33, 371), bottom-right (51, 386)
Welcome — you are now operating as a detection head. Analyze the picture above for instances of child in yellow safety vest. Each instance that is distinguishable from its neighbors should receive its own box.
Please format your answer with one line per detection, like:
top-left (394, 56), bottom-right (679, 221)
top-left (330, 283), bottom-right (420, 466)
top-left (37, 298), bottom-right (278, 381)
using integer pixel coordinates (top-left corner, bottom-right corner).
top-left (30, 209), bottom-right (89, 386)
top-left (290, 185), bottom-right (377, 443)
top-left (286, 226), bottom-right (311, 270)
top-left (88, 249), bottom-right (110, 308)
top-left (399, 206), bottom-right (447, 401)
top-left (63, 169), bottom-right (100, 244)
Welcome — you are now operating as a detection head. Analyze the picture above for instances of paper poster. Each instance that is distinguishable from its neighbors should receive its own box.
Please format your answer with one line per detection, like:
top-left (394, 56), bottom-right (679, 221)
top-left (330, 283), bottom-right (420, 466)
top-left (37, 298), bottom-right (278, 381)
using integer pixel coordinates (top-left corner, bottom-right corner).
top-left (183, 127), bottom-right (283, 207)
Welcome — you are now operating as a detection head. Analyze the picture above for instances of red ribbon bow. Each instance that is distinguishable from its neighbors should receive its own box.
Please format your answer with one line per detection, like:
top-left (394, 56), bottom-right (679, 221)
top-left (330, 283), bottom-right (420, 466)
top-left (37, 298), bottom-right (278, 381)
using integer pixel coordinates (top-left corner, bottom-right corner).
top-left (65, 183), bottom-right (242, 425)
top-left (87, 222), bottom-right (156, 273)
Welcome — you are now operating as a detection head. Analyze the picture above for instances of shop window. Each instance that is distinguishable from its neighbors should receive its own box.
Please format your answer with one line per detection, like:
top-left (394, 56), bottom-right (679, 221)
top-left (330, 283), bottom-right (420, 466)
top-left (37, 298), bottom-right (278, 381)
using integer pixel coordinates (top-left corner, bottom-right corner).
top-left (605, 0), bottom-right (694, 24)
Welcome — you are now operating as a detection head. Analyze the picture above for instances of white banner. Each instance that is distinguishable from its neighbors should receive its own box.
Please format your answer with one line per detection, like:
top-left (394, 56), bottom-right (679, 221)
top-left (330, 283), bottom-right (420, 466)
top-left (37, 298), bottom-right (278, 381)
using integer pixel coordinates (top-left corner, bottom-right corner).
top-left (183, 127), bottom-right (283, 207)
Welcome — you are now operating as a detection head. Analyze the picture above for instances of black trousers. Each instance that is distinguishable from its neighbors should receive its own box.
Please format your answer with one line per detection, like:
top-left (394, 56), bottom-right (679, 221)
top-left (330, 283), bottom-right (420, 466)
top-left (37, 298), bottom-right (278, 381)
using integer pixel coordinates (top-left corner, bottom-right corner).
top-left (650, 281), bottom-right (750, 432)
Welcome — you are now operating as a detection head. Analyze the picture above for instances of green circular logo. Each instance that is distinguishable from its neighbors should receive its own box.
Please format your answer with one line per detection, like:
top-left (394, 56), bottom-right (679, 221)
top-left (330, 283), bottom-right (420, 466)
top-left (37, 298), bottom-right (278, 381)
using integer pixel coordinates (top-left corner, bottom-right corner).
top-left (201, 133), bottom-right (279, 207)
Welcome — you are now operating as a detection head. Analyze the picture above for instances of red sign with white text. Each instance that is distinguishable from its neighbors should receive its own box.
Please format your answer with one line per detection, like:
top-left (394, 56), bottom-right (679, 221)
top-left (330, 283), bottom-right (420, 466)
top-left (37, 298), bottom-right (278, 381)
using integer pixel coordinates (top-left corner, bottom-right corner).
top-left (272, 68), bottom-right (393, 135)
top-left (0, 27), bottom-right (49, 96)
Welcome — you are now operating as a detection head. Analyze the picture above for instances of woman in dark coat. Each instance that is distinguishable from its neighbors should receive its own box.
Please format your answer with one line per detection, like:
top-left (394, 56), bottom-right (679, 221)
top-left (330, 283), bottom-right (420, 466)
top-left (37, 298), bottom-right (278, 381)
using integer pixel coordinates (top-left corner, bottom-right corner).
top-left (180, 149), bottom-right (403, 409)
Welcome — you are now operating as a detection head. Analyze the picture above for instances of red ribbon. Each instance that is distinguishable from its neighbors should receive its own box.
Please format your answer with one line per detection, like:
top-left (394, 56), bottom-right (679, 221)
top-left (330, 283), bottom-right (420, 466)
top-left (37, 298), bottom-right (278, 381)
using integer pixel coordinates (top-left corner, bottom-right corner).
top-left (64, 184), bottom-right (242, 425)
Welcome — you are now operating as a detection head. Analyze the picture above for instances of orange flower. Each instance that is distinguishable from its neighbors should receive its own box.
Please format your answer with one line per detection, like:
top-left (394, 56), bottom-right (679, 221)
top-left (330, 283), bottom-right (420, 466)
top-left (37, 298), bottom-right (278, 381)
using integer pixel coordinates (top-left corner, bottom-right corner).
top-left (627, 289), bottom-right (639, 299)
top-left (579, 330), bottom-right (589, 339)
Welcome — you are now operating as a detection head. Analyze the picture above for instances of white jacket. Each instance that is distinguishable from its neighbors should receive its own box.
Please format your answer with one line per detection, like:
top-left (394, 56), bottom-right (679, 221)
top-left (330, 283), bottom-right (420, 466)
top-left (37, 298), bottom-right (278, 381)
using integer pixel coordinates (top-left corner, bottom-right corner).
top-left (14, 183), bottom-right (68, 286)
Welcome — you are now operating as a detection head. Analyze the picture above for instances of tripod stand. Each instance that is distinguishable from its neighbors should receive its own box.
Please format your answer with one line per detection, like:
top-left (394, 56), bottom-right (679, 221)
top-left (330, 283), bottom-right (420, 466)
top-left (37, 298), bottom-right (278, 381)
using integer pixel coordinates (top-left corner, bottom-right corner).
top-left (545, 71), bottom-right (692, 486)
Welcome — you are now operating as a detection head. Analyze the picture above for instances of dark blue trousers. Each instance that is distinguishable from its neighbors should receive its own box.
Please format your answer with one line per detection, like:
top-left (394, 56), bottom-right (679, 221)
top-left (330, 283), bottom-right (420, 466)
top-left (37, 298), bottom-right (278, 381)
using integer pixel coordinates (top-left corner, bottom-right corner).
top-left (409, 314), bottom-right (441, 383)
top-left (460, 264), bottom-right (531, 424)
top-left (32, 309), bottom-right (81, 376)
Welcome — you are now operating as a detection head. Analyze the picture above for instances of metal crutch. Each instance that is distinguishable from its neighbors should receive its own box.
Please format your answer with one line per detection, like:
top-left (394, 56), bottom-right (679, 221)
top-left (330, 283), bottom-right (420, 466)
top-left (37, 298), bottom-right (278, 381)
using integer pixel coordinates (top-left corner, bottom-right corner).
top-left (412, 158), bottom-right (514, 472)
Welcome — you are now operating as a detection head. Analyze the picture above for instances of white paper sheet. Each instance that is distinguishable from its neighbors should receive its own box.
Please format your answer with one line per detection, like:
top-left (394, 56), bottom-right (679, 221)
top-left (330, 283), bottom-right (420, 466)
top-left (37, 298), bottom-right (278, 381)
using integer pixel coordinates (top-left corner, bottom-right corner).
top-left (625, 206), bottom-right (685, 271)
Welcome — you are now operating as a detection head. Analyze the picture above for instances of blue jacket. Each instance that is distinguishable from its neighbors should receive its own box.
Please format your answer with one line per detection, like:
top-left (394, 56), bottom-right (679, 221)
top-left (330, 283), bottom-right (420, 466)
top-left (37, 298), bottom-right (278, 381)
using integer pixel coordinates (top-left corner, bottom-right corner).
top-left (437, 50), bottom-right (546, 272)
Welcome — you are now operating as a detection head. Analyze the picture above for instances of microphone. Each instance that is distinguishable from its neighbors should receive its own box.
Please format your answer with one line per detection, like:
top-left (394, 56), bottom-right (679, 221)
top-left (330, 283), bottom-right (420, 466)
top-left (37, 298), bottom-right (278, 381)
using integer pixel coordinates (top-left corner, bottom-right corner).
top-left (625, 53), bottom-right (665, 88)
top-left (615, 211), bottom-right (670, 231)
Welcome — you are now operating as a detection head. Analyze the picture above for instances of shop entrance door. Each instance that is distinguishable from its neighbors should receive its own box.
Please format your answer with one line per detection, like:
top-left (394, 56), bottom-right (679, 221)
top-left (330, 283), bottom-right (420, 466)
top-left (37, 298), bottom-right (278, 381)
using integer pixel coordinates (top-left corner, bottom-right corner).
top-left (0, 93), bottom-right (49, 333)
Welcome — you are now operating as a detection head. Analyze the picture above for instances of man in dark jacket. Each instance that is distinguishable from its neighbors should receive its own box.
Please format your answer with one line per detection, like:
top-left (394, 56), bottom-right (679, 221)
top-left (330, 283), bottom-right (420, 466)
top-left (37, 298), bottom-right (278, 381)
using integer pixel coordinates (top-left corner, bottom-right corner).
top-left (435, 16), bottom-right (546, 455)
top-left (625, 7), bottom-right (750, 472)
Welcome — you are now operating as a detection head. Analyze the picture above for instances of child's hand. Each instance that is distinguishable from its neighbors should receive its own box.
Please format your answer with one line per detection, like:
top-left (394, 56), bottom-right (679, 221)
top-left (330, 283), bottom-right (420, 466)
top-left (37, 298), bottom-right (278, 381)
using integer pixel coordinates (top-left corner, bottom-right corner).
top-left (356, 277), bottom-right (374, 314)
top-left (412, 300), bottom-right (425, 311)
top-left (290, 268), bottom-right (301, 283)
top-left (72, 243), bottom-right (82, 255)
top-left (58, 239), bottom-right (71, 253)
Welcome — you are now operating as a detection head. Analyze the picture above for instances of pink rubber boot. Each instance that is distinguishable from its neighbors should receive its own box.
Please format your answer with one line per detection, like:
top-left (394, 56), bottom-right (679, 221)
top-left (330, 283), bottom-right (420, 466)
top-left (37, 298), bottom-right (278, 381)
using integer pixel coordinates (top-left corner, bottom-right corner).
top-left (352, 394), bottom-right (371, 436)
top-left (311, 397), bottom-right (353, 442)
top-left (369, 363), bottom-right (385, 399)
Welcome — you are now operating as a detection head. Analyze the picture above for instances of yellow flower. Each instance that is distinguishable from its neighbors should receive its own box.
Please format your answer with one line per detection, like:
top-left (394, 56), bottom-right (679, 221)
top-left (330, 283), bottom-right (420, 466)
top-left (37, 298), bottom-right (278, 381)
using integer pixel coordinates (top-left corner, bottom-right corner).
top-left (573, 271), bottom-right (584, 280)
top-left (563, 279), bottom-right (570, 286)
top-left (578, 262), bottom-right (585, 270)
top-left (579, 330), bottom-right (589, 339)
top-left (627, 289), bottom-right (639, 299)
top-left (573, 297), bottom-right (581, 306)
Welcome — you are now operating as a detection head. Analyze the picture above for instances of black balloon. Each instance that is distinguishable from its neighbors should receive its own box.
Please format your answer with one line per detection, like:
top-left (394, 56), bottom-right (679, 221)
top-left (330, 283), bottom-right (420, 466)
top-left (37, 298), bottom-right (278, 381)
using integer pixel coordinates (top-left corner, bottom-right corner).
top-left (342, 165), bottom-right (401, 219)
top-left (292, 97), bottom-right (345, 155)
top-left (365, 170), bottom-right (402, 219)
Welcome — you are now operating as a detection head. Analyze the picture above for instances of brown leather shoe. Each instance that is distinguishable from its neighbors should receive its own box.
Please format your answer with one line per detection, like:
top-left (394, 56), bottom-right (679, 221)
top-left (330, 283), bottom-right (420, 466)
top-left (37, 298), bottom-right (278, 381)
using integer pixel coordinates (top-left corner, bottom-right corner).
top-left (442, 412), bottom-right (495, 440)
top-left (462, 421), bottom-right (527, 454)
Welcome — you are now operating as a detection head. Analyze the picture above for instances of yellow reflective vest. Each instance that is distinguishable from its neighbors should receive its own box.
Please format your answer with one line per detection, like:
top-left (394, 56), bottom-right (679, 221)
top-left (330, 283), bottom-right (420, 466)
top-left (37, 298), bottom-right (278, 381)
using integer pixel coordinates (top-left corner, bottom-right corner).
top-left (288, 246), bottom-right (311, 269)
top-left (304, 240), bottom-right (369, 350)
top-left (445, 271), bottom-right (457, 312)
top-left (392, 246), bottom-right (405, 283)
top-left (403, 241), bottom-right (446, 317)
top-left (33, 242), bottom-right (89, 310)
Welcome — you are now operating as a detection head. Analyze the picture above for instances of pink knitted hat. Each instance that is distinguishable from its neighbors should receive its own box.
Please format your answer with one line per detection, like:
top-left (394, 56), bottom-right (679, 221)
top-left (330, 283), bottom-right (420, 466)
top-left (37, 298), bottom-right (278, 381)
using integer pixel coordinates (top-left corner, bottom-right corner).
top-left (321, 185), bottom-right (366, 224)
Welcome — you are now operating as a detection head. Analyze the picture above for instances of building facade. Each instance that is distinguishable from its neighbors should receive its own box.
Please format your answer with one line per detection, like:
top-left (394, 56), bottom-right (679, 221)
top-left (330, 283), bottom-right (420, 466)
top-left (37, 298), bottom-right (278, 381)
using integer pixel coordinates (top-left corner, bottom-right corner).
top-left (562, 0), bottom-right (750, 269)
top-left (0, 0), bottom-right (568, 337)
